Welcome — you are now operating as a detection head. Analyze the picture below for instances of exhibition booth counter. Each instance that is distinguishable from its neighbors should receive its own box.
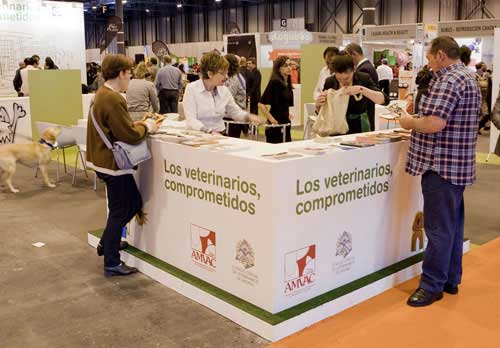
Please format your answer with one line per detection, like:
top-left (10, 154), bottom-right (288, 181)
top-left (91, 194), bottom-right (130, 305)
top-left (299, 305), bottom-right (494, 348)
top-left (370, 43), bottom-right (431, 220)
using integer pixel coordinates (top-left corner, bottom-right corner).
top-left (126, 128), bottom-right (425, 320)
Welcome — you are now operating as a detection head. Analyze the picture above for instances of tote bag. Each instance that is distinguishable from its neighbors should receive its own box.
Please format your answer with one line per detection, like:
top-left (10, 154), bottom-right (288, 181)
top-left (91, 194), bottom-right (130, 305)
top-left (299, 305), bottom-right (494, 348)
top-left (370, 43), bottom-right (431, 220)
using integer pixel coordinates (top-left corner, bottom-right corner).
top-left (312, 88), bottom-right (350, 136)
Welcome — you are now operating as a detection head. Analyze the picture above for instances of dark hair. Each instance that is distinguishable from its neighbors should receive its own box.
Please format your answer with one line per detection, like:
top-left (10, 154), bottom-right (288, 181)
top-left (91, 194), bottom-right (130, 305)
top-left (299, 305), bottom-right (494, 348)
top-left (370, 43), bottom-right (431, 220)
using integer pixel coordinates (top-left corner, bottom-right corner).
top-left (225, 54), bottom-right (240, 77)
top-left (101, 54), bottom-right (133, 80)
top-left (150, 57), bottom-right (157, 65)
top-left (26, 57), bottom-right (36, 66)
top-left (323, 46), bottom-right (340, 58)
top-left (331, 52), bottom-right (355, 73)
top-left (24, 57), bottom-right (30, 65)
top-left (247, 57), bottom-right (257, 65)
top-left (459, 45), bottom-right (471, 65)
top-left (475, 62), bottom-right (484, 70)
top-left (179, 63), bottom-right (186, 74)
top-left (270, 55), bottom-right (292, 87)
top-left (32, 54), bottom-right (40, 63)
top-left (45, 57), bottom-right (55, 69)
top-left (429, 36), bottom-right (460, 60)
top-left (345, 43), bottom-right (363, 56)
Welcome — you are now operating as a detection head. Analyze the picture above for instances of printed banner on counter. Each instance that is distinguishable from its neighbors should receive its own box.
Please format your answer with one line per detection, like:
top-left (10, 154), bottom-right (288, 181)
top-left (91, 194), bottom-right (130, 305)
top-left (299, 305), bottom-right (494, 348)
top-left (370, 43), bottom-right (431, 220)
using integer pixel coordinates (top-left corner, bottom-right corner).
top-left (129, 139), bottom-right (423, 313)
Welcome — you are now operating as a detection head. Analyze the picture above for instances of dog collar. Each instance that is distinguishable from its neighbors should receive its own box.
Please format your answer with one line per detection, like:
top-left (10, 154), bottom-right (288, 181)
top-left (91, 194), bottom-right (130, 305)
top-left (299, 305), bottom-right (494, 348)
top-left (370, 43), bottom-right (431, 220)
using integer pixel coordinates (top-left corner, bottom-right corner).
top-left (39, 138), bottom-right (56, 150)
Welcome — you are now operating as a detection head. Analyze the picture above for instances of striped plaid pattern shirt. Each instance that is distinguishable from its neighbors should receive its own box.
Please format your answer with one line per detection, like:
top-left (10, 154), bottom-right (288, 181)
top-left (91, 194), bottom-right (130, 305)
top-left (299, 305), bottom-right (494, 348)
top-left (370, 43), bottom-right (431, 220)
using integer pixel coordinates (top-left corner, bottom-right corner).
top-left (406, 63), bottom-right (481, 186)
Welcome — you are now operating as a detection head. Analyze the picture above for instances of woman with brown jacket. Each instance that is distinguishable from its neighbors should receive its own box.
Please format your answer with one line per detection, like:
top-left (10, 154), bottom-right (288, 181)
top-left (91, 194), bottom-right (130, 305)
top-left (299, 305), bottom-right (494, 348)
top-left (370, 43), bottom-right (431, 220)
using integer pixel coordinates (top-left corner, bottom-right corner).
top-left (87, 54), bottom-right (159, 277)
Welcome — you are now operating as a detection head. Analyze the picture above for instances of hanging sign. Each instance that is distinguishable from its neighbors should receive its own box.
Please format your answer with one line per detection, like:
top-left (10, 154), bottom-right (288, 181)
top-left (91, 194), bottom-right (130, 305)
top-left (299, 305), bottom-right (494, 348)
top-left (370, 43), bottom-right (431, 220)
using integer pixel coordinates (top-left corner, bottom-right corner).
top-left (364, 24), bottom-right (417, 41)
top-left (100, 15), bottom-right (122, 54)
top-left (438, 19), bottom-right (500, 37)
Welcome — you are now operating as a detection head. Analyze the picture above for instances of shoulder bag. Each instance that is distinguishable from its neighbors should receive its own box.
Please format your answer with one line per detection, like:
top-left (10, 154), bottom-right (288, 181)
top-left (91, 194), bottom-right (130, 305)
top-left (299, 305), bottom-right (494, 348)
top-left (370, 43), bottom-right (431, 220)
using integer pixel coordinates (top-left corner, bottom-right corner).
top-left (90, 105), bottom-right (151, 170)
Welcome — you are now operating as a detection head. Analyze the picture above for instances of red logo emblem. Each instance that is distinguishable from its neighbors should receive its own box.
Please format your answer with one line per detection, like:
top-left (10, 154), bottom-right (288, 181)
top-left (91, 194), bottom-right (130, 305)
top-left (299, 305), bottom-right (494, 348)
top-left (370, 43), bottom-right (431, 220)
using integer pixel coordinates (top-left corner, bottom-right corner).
top-left (284, 245), bottom-right (316, 294)
top-left (191, 224), bottom-right (216, 270)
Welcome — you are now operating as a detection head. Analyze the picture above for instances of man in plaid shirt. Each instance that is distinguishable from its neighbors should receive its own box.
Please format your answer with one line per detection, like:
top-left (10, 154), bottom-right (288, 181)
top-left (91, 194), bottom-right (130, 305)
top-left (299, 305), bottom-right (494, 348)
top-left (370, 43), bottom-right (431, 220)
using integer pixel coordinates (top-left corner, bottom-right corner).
top-left (399, 36), bottom-right (481, 307)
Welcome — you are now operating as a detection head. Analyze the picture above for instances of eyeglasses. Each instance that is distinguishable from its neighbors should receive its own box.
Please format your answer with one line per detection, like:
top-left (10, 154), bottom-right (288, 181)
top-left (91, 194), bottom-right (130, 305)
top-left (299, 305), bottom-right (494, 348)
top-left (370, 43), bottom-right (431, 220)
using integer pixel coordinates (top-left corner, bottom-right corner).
top-left (216, 70), bottom-right (228, 78)
top-left (281, 63), bottom-right (291, 68)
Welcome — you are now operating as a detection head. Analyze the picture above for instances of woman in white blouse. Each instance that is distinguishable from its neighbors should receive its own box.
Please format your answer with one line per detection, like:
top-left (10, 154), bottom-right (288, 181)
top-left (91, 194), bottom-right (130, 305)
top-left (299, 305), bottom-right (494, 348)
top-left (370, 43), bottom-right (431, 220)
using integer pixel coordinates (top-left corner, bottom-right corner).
top-left (182, 51), bottom-right (262, 133)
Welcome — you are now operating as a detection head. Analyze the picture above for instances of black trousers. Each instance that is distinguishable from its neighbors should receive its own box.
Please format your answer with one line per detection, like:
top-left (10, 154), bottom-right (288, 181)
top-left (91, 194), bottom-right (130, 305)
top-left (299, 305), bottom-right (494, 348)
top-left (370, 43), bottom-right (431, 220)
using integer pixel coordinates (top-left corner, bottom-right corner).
top-left (265, 124), bottom-right (291, 143)
top-left (159, 89), bottom-right (179, 114)
top-left (249, 94), bottom-right (260, 115)
top-left (222, 117), bottom-right (246, 138)
top-left (379, 80), bottom-right (390, 97)
top-left (97, 173), bottom-right (143, 267)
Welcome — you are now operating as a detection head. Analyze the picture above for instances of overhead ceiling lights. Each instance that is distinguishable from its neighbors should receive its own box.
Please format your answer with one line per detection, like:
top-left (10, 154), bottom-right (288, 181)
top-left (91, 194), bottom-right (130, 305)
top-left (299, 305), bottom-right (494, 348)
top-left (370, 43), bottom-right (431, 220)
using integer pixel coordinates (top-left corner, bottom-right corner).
top-left (92, 5), bottom-right (97, 9)
top-left (215, 0), bottom-right (222, 2)
top-left (146, 8), bottom-right (150, 12)
top-left (177, 3), bottom-right (182, 8)
top-left (122, 0), bottom-right (127, 3)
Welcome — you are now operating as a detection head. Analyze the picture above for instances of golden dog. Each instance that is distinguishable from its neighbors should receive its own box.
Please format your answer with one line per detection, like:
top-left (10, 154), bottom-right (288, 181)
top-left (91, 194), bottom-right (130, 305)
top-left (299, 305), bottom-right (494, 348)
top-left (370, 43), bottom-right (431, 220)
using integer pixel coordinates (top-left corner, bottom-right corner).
top-left (0, 127), bottom-right (61, 193)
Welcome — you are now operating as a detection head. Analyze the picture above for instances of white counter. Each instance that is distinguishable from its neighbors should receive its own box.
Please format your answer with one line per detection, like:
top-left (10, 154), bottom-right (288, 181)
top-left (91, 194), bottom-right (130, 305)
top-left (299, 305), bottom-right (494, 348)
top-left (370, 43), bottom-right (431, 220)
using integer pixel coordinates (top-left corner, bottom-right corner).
top-left (128, 132), bottom-right (423, 314)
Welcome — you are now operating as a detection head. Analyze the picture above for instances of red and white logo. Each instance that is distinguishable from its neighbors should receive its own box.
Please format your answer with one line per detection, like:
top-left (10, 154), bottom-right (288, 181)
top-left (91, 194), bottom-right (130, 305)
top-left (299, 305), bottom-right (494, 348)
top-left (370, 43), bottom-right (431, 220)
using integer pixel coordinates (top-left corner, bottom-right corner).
top-left (191, 224), bottom-right (216, 271)
top-left (284, 244), bottom-right (316, 294)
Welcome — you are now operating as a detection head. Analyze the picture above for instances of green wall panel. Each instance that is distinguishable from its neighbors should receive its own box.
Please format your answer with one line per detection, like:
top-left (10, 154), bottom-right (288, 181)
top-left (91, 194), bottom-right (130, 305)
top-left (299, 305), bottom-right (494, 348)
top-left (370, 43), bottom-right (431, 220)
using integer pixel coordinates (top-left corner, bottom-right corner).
top-left (300, 44), bottom-right (329, 124)
top-left (28, 70), bottom-right (83, 139)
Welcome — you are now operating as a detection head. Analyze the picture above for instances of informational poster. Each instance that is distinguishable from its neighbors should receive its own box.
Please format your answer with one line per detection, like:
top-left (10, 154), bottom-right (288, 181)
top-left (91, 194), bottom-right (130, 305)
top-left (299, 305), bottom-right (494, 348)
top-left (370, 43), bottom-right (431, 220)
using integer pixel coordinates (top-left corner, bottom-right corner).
top-left (0, 0), bottom-right (86, 96)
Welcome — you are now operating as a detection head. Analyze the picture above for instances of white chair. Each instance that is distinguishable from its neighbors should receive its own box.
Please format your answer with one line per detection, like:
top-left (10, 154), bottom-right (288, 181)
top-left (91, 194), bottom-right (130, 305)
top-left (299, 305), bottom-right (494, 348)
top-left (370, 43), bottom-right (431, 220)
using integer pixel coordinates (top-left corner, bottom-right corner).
top-left (71, 125), bottom-right (97, 190)
top-left (303, 103), bottom-right (318, 140)
top-left (35, 121), bottom-right (77, 182)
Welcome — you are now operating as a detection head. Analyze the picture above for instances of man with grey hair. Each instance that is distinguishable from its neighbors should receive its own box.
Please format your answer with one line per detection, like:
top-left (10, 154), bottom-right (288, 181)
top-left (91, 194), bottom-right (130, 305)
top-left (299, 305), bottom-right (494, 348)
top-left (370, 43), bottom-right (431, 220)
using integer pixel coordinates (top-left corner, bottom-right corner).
top-left (376, 58), bottom-right (393, 96)
top-left (155, 55), bottom-right (183, 113)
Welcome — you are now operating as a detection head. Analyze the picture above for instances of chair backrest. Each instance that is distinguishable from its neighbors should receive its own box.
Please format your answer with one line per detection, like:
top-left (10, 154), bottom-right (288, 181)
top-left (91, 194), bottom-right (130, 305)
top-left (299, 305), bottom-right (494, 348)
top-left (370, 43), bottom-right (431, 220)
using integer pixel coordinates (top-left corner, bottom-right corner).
top-left (72, 126), bottom-right (87, 147)
top-left (35, 121), bottom-right (76, 147)
top-left (304, 103), bottom-right (316, 117)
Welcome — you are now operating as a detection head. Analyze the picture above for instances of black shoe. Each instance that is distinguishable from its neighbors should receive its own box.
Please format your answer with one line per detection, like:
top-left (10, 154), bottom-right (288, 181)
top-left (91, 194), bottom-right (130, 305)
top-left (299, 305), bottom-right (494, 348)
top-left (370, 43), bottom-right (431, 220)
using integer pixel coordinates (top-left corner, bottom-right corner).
top-left (104, 262), bottom-right (138, 277)
top-left (443, 283), bottom-right (459, 295)
top-left (407, 288), bottom-right (443, 307)
top-left (97, 241), bottom-right (129, 256)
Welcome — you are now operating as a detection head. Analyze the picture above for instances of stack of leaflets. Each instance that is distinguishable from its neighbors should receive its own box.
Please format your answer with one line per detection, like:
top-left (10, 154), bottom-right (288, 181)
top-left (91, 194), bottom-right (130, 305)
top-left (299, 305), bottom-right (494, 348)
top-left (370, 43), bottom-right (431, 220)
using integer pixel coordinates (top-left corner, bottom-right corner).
top-left (202, 143), bottom-right (251, 153)
top-left (180, 139), bottom-right (219, 147)
top-left (260, 152), bottom-right (304, 160)
top-left (289, 146), bottom-right (330, 156)
top-left (355, 133), bottom-right (403, 144)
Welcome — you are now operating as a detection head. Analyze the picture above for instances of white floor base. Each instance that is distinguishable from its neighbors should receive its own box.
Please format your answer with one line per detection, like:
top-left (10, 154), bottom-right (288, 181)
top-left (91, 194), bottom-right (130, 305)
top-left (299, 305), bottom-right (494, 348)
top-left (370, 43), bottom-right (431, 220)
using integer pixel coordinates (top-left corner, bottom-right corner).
top-left (88, 233), bottom-right (470, 342)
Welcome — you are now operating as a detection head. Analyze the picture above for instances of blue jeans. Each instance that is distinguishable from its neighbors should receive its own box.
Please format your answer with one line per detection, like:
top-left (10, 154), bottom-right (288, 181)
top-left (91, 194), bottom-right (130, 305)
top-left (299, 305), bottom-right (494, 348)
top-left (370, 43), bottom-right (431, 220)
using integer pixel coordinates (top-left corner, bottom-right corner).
top-left (420, 171), bottom-right (465, 293)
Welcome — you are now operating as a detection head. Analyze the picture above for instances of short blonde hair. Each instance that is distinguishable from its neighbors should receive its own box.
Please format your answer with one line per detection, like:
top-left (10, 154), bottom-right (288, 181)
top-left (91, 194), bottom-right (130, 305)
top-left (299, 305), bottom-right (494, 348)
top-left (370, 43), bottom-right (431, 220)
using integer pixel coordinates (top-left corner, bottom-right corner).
top-left (200, 51), bottom-right (229, 79)
top-left (134, 62), bottom-right (149, 79)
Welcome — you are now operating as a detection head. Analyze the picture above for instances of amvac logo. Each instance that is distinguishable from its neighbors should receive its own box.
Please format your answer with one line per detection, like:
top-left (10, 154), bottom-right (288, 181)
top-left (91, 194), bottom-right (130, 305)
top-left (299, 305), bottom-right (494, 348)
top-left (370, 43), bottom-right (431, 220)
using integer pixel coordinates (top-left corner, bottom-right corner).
top-left (284, 245), bottom-right (316, 294)
top-left (191, 224), bottom-right (216, 271)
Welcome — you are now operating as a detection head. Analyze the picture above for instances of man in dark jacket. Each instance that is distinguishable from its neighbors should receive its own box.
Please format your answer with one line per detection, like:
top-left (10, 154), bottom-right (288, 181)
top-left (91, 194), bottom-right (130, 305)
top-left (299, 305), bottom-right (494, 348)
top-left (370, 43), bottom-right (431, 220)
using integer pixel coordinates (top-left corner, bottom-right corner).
top-left (246, 57), bottom-right (261, 115)
top-left (13, 60), bottom-right (26, 95)
top-left (345, 43), bottom-right (379, 130)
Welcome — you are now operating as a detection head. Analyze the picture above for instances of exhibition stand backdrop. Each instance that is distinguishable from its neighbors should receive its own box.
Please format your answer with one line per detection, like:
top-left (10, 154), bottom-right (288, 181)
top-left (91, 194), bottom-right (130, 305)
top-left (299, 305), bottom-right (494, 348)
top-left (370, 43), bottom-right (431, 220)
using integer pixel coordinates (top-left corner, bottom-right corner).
top-left (0, 0), bottom-right (86, 97)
